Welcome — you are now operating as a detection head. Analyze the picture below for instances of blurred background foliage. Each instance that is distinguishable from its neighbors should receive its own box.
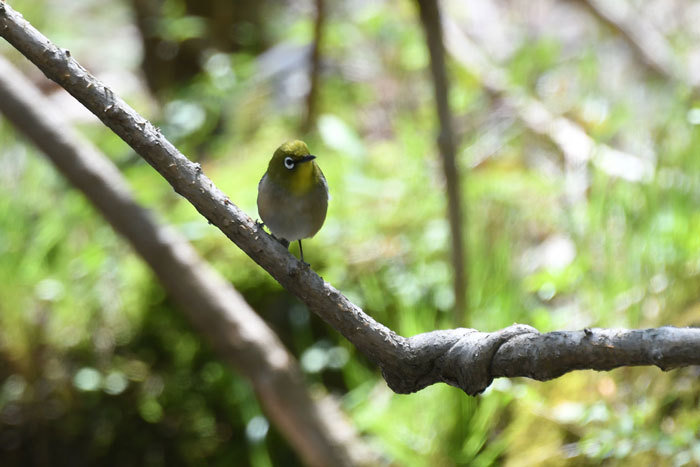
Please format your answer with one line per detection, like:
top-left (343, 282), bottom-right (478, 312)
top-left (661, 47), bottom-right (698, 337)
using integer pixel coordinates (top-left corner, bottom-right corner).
top-left (1, 0), bottom-right (700, 465)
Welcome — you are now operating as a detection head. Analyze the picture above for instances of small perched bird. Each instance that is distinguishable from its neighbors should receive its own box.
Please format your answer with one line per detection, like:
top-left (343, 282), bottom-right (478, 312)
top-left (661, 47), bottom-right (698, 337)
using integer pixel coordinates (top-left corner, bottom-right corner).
top-left (257, 140), bottom-right (328, 263)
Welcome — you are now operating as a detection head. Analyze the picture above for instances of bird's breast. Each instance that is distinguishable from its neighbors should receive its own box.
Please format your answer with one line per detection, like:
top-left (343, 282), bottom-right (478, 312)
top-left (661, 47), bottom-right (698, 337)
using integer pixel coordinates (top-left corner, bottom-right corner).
top-left (257, 173), bottom-right (328, 242)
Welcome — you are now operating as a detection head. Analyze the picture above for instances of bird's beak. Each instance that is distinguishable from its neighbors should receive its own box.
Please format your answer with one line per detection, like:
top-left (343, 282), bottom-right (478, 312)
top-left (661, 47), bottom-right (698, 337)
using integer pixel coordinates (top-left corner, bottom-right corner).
top-left (298, 155), bottom-right (316, 163)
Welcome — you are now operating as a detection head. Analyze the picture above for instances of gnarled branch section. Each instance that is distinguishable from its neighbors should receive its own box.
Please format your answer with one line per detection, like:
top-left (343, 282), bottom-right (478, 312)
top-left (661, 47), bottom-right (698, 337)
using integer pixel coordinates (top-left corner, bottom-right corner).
top-left (386, 325), bottom-right (700, 395)
top-left (2, 3), bottom-right (699, 397)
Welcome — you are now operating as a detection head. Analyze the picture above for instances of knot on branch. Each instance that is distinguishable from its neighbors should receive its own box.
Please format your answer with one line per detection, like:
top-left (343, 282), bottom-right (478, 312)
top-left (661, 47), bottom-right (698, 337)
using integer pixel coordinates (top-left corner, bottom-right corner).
top-left (441, 324), bottom-right (539, 395)
top-left (385, 324), bottom-right (539, 396)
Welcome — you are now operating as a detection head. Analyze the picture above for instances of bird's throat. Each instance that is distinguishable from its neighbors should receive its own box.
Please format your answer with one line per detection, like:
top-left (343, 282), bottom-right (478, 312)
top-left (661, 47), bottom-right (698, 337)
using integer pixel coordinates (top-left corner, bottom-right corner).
top-left (287, 162), bottom-right (316, 195)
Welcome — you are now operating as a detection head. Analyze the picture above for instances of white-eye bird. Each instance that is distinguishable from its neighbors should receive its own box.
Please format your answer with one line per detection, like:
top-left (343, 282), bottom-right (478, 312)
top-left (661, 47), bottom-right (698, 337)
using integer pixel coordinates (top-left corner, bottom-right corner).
top-left (257, 140), bottom-right (328, 263)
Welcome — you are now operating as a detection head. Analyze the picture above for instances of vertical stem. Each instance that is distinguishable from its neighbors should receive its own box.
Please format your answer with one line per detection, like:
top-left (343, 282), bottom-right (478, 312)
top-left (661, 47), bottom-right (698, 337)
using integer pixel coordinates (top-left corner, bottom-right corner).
top-left (302, 0), bottom-right (325, 133)
top-left (416, 0), bottom-right (467, 324)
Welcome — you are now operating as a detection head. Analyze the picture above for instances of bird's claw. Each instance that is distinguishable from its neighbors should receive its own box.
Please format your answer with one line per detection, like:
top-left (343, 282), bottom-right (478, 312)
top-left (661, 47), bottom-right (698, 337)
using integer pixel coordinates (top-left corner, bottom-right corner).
top-left (288, 259), bottom-right (310, 277)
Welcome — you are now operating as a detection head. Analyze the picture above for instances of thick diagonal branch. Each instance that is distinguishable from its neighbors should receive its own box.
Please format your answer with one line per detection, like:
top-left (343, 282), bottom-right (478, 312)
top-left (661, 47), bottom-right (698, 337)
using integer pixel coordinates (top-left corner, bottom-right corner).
top-left (2, 3), bottom-right (699, 398)
top-left (0, 55), bottom-right (370, 467)
top-left (0, 0), bottom-right (409, 379)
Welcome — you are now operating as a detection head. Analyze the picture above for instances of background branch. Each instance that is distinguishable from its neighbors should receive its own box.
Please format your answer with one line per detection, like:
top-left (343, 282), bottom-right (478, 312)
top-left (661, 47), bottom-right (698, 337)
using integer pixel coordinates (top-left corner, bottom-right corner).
top-left (416, 0), bottom-right (467, 325)
top-left (0, 54), bottom-right (372, 467)
top-left (442, 17), bottom-right (655, 200)
top-left (2, 2), bottom-right (699, 398)
top-left (301, 0), bottom-right (325, 133)
top-left (578, 0), bottom-right (699, 93)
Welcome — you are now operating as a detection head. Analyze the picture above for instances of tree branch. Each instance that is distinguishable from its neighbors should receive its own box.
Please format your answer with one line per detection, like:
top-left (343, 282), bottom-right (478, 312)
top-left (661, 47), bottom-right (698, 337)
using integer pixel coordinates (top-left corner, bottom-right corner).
top-left (301, 0), bottom-right (325, 133)
top-left (0, 55), bottom-right (372, 467)
top-left (442, 17), bottom-right (655, 196)
top-left (416, 0), bottom-right (467, 325)
top-left (0, 0), bottom-right (408, 383)
top-left (2, 2), bottom-right (699, 397)
top-left (578, 0), bottom-right (698, 93)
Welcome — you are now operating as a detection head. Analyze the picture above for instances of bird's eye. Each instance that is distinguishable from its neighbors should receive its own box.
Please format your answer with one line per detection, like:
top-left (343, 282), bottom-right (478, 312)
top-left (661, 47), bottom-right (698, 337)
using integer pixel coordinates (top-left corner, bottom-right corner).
top-left (284, 157), bottom-right (295, 170)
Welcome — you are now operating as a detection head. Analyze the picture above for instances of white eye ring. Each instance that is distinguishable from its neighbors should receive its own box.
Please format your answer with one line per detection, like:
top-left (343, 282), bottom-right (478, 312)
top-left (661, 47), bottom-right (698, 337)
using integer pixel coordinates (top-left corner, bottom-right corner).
top-left (284, 157), bottom-right (295, 170)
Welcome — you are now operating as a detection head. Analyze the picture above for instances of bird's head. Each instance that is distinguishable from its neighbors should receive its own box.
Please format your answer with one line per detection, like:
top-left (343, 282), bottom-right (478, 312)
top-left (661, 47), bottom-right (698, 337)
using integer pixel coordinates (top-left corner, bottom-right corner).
top-left (266, 140), bottom-right (319, 194)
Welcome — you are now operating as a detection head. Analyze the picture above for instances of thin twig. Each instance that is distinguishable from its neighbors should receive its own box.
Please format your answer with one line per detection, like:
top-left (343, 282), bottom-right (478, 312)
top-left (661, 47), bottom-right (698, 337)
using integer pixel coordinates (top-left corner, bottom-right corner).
top-left (2, 3), bottom-right (699, 397)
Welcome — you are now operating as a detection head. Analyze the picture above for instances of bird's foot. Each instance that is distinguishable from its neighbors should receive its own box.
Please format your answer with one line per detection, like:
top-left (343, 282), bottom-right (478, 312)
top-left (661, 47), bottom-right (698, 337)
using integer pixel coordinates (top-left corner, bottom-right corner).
top-left (287, 258), bottom-right (310, 277)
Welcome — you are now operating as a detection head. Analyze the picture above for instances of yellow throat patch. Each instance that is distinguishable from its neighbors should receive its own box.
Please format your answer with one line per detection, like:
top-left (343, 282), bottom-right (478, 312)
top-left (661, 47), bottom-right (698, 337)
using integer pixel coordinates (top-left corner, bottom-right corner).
top-left (287, 161), bottom-right (316, 196)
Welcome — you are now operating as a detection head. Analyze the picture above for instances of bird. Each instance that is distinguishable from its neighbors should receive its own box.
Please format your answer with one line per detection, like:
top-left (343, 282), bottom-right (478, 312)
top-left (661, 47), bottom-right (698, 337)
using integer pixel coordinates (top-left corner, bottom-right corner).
top-left (257, 140), bottom-right (328, 263)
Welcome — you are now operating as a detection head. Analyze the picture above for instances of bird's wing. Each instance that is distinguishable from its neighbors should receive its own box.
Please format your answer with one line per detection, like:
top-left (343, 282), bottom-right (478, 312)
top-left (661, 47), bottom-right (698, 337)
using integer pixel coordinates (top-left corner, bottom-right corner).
top-left (319, 171), bottom-right (331, 201)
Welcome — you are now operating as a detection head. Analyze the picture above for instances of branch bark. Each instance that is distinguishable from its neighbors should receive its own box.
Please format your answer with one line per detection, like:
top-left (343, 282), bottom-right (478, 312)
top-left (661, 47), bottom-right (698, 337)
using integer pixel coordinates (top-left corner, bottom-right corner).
top-left (0, 54), bottom-right (372, 467)
top-left (2, 2), bottom-right (699, 398)
top-left (416, 0), bottom-right (467, 325)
